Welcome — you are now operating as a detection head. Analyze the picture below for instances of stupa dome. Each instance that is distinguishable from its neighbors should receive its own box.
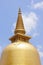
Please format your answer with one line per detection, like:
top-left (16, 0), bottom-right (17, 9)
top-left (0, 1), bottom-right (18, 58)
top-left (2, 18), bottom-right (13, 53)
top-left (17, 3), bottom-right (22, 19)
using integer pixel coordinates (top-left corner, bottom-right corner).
top-left (1, 8), bottom-right (41, 65)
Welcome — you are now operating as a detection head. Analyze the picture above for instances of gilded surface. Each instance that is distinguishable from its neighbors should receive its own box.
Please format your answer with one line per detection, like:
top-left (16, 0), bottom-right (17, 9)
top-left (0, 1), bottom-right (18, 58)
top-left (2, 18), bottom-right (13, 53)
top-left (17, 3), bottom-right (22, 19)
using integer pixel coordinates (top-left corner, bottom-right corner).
top-left (1, 8), bottom-right (41, 65)
top-left (1, 41), bottom-right (41, 65)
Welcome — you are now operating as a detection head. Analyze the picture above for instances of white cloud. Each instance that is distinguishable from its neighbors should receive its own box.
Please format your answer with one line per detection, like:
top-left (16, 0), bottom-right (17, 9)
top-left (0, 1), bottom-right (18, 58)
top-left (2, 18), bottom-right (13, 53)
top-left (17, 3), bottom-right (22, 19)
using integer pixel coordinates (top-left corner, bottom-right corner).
top-left (32, 32), bottom-right (39, 37)
top-left (33, 1), bottom-right (43, 9)
top-left (39, 51), bottom-right (43, 57)
top-left (27, 0), bottom-right (34, 8)
top-left (0, 46), bottom-right (2, 57)
top-left (27, 1), bottom-right (43, 10)
top-left (0, 46), bottom-right (2, 52)
top-left (12, 22), bottom-right (16, 33)
top-left (22, 12), bottom-right (38, 34)
top-left (37, 45), bottom-right (43, 58)
top-left (37, 45), bottom-right (42, 49)
top-left (31, 0), bottom-right (34, 6)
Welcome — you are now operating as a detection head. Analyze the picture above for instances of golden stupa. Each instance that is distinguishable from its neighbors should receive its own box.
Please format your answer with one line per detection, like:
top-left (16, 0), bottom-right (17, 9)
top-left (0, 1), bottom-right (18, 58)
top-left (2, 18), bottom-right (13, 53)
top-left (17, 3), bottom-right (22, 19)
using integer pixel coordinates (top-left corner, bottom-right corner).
top-left (1, 8), bottom-right (41, 65)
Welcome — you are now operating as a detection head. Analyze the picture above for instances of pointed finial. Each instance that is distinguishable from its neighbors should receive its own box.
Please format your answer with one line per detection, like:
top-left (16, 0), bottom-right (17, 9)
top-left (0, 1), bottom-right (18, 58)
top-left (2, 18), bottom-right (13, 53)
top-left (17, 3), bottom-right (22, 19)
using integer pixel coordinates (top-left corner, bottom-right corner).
top-left (18, 8), bottom-right (21, 14)
top-left (14, 8), bottom-right (25, 34)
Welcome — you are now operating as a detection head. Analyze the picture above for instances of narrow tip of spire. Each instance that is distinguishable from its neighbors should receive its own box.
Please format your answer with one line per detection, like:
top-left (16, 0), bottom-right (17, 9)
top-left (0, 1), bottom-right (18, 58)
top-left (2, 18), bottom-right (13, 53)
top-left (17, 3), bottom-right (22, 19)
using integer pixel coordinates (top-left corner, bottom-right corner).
top-left (18, 8), bottom-right (21, 14)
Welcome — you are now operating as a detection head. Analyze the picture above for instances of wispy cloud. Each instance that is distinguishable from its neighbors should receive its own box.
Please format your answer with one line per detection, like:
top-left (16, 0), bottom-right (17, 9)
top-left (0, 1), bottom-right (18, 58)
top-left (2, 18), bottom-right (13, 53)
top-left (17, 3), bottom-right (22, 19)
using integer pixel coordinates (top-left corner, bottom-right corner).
top-left (22, 12), bottom-right (38, 34)
top-left (32, 32), bottom-right (39, 38)
top-left (33, 1), bottom-right (43, 9)
top-left (37, 45), bottom-right (43, 58)
top-left (27, 1), bottom-right (43, 9)
top-left (12, 22), bottom-right (16, 33)
top-left (31, 0), bottom-right (34, 5)
top-left (39, 51), bottom-right (43, 57)
top-left (0, 46), bottom-right (2, 57)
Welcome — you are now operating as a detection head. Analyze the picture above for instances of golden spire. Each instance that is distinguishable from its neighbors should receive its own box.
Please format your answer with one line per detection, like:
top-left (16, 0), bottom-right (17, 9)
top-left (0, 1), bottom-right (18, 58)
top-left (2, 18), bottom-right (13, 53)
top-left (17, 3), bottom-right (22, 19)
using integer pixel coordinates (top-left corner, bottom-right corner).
top-left (14, 8), bottom-right (25, 34)
top-left (9, 8), bottom-right (31, 42)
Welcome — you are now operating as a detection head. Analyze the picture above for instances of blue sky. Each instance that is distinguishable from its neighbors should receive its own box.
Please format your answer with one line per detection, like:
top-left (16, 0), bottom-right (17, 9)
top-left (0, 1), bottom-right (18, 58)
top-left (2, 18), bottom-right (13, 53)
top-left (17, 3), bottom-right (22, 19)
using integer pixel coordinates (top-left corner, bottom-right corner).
top-left (0, 0), bottom-right (43, 65)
